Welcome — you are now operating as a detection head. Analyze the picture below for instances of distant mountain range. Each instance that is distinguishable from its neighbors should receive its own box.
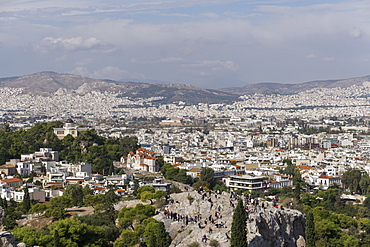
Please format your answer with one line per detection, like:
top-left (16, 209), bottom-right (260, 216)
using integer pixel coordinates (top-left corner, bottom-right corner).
top-left (0, 71), bottom-right (237, 104)
top-left (219, 75), bottom-right (370, 95)
top-left (1, 72), bottom-right (370, 104)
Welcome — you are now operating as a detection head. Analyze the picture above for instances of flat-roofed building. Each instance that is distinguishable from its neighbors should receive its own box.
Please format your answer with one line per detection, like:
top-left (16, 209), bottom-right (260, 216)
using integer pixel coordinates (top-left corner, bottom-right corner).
top-left (223, 174), bottom-right (268, 192)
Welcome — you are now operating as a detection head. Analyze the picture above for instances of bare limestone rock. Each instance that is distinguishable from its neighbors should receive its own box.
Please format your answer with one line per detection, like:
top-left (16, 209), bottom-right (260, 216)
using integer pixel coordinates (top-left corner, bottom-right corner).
top-left (247, 206), bottom-right (305, 247)
top-left (154, 191), bottom-right (306, 247)
top-left (296, 235), bottom-right (306, 247)
top-left (0, 231), bottom-right (25, 247)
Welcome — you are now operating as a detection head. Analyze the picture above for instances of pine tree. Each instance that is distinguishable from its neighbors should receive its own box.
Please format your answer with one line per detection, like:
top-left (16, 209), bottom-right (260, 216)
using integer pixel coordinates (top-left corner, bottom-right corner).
top-left (156, 221), bottom-right (171, 247)
top-left (305, 210), bottom-right (316, 247)
top-left (231, 198), bottom-right (247, 247)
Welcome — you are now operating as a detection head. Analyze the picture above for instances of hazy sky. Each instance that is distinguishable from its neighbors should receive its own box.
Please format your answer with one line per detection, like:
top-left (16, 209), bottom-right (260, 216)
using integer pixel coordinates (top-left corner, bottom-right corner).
top-left (1, 0), bottom-right (369, 89)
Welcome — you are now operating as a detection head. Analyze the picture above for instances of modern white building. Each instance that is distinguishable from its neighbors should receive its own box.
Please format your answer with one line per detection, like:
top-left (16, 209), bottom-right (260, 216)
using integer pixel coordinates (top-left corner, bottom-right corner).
top-left (223, 174), bottom-right (268, 192)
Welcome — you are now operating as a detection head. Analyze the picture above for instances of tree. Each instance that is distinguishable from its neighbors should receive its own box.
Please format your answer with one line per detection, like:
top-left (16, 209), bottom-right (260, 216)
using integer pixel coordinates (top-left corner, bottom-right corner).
top-left (77, 214), bottom-right (120, 243)
top-left (359, 175), bottom-right (370, 195)
top-left (29, 203), bottom-right (48, 216)
top-left (341, 169), bottom-right (362, 193)
top-left (137, 186), bottom-right (155, 197)
top-left (48, 218), bottom-right (107, 247)
top-left (44, 196), bottom-right (73, 219)
top-left (12, 226), bottom-right (53, 247)
top-left (144, 221), bottom-right (171, 247)
top-left (231, 198), bottom-right (247, 247)
top-left (95, 189), bottom-right (120, 221)
top-left (114, 230), bottom-right (139, 247)
top-left (200, 167), bottom-right (215, 189)
top-left (22, 186), bottom-right (31, 214)
top-left (140, 190), bottom-right (166, 205)
top-left (64, 184), bottom-right (84, 206)
top-left (160, 163), bottom-right (173, 177)
top-left (118, 204), bottom-right (156, 230)
top-left (305, 210), bottom-right (316, 247)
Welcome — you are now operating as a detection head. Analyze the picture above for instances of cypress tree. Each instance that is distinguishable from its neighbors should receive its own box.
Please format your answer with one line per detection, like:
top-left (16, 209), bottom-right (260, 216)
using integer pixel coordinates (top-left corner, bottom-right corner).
top-left (23, 186), bottom-right (31, 213)
top-left (231, 198), bottom-right (247, 247)
top-left (305, 210), bottom-right (316, 247)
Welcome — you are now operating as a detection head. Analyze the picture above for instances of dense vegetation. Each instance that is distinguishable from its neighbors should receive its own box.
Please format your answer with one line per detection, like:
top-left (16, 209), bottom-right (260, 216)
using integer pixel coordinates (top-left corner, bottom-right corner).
top-left (11, 184), bottom-right (171, 246)
top-left (268, 166), bottom-right (370, 247)
top-left (115, 203), bottom-right (171, 247)
top-left (0, 122), bottom-right (139, 173)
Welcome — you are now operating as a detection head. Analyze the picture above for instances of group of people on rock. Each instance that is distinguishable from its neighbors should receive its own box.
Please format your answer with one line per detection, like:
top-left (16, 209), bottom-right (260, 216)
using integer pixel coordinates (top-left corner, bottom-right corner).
top-left (164, 189), bottom-right (294, 244)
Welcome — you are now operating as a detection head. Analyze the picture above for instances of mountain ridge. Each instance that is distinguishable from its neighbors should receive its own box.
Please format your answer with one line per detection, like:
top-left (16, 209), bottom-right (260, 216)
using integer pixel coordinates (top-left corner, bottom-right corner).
top-left (1, 72), bottom-right (370, 103)
top-left (0, 72), bottom-right (237, 104)
top-left (219, 75), bottom-right (370, 95)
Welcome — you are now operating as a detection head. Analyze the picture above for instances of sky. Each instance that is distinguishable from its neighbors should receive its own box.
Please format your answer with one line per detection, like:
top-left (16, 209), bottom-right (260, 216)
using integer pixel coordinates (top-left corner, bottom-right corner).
top-left (1, 0), bottom-right (370, 89)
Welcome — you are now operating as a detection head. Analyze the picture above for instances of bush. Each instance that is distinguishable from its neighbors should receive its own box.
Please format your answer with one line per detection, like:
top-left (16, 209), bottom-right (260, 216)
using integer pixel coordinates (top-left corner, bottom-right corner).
top-left (209, 239), bottom-right (219, 247)
top-left (171, 185), bottom-right (182, 194)
top-left (187, 195), bottom-right (194, 205)
top-left (187, 242), bottom-right (200, 247)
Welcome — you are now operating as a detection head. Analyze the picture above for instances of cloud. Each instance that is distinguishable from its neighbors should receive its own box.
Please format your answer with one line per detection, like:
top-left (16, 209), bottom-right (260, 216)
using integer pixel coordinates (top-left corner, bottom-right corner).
top-left (323, 57), bottom-right (335, 61)
top-left (160, 13), bottom-right (191, 17)
top-left (71, 66), bottom-right (89, 76)
top-left (132, 57), bottom-right (185, 64)
top-left (33, 36), bottom-right (114, 53)
top-left (183, 60), bottom-right (239, 76)
top-left (186, 60), bottom-right (239, 71)
top-left (92, 66), bottom-right (145, 80)
top-left (201, 12), bottom-right (220, 18)
top-left (75, 58), bottom-right (93, 66)
top-left (71, 66), bottom-right (145, 81)
top-left (306, 54), bottom-right (317, 58)
top-left (348, 27), bottom-right (362, 39)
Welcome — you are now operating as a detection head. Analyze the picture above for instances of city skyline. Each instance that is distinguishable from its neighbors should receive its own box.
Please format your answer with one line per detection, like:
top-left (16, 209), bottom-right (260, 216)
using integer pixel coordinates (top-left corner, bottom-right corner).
top-left (1, 0), bottom-right (369, 89)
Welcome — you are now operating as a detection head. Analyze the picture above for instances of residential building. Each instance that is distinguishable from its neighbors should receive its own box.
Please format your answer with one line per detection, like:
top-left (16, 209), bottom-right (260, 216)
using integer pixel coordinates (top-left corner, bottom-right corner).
top-left (223, 174), bottom-right (268, 192)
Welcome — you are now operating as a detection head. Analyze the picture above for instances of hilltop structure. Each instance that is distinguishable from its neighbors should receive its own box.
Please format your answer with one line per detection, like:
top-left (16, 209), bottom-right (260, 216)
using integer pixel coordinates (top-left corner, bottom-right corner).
top-left (53, 119), bottom-right (88, 139)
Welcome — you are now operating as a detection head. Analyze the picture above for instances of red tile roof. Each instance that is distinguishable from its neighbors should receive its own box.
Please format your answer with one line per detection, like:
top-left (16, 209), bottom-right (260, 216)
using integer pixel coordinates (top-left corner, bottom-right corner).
top-left (1, 178), bottom-right (22, 183)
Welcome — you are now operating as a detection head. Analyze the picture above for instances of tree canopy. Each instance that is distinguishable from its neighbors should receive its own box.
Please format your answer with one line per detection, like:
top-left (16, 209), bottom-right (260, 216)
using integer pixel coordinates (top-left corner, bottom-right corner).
top-left (0, 121), bottom-right (140, 174)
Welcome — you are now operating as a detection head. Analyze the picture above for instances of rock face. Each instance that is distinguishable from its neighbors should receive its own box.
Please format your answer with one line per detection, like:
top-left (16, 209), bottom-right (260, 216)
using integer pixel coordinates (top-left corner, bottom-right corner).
top-left (0, 231), bottom-right (25, 247)
top-left (248, 207), bottom-right (305, 247)
top-left (154, 191), bottom-right (306, 247)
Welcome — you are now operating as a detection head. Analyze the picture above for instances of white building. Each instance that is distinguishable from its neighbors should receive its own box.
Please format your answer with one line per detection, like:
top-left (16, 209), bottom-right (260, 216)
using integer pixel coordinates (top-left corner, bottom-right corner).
top-left (53, 119), bottom-right (88, 139)
top-left (126, 148), bottom-right (159, 172)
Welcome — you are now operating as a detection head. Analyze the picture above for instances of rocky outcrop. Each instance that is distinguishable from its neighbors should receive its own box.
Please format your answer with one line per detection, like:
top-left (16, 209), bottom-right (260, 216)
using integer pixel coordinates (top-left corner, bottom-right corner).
top-left (248, 207), bottom-right (305, 247)
top-left (0, 231), bottom-right (25, 247)
top-left (154, 191), bottom-right (306, 247)
top-left (0, 207), bottom-right (25, 247)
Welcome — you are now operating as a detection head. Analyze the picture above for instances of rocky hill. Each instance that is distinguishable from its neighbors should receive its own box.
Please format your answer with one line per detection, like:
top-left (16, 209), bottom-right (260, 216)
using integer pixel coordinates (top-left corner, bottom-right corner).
top-left (220, 75), bottom-right (370, 95)
top-left (154, 191), bottom-right (306, 247)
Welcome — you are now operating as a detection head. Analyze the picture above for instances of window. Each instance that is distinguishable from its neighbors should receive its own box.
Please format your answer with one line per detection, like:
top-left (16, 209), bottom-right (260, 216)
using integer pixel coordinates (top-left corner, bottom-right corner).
top-left (57, 131), bottom-right (64, 135)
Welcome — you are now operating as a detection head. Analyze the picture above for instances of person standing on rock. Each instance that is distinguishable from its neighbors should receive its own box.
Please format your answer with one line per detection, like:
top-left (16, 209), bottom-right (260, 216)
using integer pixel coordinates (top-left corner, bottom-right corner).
top-left (202, 235), bottom-right (208, 242)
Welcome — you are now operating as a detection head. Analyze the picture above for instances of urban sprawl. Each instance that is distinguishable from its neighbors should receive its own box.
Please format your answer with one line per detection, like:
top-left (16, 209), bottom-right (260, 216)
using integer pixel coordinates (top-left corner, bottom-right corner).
top-left (1, 85), bottom-right (370, 201)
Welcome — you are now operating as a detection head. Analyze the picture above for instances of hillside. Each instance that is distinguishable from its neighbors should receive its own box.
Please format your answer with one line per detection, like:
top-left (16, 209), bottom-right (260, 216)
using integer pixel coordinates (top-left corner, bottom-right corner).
top-left (0, 72), bottom-right (238, 104)
top-left (220, 75), bottom-right (370, 95)
top-left (2, 72), bottom-right (370, 102)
